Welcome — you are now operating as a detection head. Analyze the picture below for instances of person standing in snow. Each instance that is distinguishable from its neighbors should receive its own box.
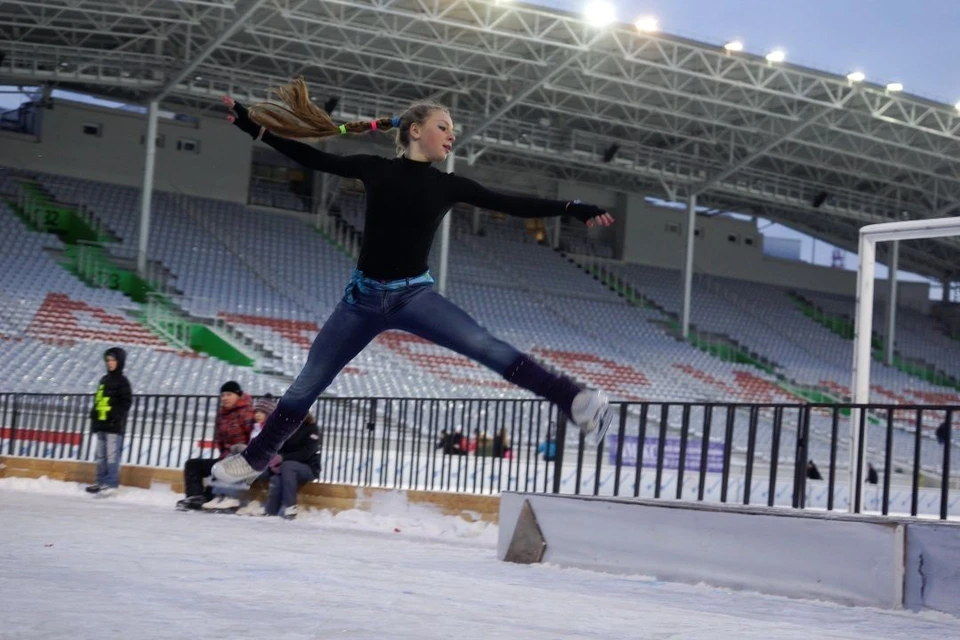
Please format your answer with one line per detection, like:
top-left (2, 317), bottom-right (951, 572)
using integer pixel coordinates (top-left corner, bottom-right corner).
top-left (85, 347), bottom-right (133, 497)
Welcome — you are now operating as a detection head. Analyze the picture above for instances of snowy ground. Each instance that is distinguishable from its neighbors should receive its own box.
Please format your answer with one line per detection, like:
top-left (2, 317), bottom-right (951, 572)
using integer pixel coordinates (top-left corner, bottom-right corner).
top-left (1, 478), bottom-right (958, 640)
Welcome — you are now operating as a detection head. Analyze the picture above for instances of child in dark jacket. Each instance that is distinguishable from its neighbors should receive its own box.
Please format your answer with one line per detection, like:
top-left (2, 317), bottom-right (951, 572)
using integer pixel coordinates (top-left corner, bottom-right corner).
top-left (264, 413), bottom-right (321, 519)
top-left (86, 347), bottom-right (133, 496)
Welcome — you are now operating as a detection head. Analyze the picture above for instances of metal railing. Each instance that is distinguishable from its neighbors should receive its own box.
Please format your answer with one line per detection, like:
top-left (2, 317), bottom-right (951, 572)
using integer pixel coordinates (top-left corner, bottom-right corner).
top-left (143, 292), bottom-right (193, 351)
top-left (316, 211), bottom-right (363, 258)
top-left (1, 393), bottom-right (956, 519)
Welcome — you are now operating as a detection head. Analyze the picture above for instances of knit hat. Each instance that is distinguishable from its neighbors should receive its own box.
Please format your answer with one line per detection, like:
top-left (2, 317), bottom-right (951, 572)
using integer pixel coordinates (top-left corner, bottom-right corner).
top-left (220, 380), bottom-right (243, 396)
top-left (254, 395), bottom-right (278, 416)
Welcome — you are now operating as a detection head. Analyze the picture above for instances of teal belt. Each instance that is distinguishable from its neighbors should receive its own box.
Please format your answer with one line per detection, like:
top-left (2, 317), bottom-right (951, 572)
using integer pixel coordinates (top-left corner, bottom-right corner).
top-left (345, 269), bottom-right (434, 303)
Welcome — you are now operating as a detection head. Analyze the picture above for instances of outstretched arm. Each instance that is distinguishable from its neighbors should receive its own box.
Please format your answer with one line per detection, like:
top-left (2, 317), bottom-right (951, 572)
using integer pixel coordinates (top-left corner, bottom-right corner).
top-left (223, 95), bottom-right (374, 179)
top-left (449, 174), bottom-right (615, 227)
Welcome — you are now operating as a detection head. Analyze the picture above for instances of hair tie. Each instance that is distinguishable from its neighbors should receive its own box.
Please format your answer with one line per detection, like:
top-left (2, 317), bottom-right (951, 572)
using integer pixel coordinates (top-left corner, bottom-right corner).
top-left (370, 120), bottom-right (378, 131)
top-left (338, 124), bottom-right (347, 135)
top-left (391, 116), bottom-right (401, 127)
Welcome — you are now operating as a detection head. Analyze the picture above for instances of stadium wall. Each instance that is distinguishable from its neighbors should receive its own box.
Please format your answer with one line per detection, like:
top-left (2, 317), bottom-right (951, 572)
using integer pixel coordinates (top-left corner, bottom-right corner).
top-left (0, 99), bottom-right (252, 203)
top-left (620, 199), bottom-right (931, 311)
top-left (0, 98), bottom-right (563, 205)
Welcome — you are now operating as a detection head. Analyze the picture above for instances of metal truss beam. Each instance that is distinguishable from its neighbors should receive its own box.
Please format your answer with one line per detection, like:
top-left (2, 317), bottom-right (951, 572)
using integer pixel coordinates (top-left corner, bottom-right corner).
top-left (0, 42), bottom-right (169, 87)
top-left (157, 0), bottom-right (272, 100)
top-left (692, 92), bottom-right (850, 194)
top-left (10, 0), bottom-right (960, 145)
top-left (212, 26), bottom-right (960, 199)
top-left (292, 0), bottom-right (959, 139)
top-left (457, 53), bottom-right (582, 147)
top-left (210, 41), bottom-right (480, 95)
top-left (5, 3), bottom-right (943, 198)
top-left (3, 0), bottom-right (205, 27)
top-left (247, 0), bottom-right (959, 186)
top-left (274, 2), bottom-right (960, 147)
top-left (508, 83), bottom-right (957, 203)
top-left (554, 64), bottom-right (960, 189)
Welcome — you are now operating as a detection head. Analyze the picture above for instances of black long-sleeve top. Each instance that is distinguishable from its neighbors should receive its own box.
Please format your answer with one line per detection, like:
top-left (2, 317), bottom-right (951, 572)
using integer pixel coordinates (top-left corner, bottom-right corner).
top-left (248, 124), bottom-right (575, 280)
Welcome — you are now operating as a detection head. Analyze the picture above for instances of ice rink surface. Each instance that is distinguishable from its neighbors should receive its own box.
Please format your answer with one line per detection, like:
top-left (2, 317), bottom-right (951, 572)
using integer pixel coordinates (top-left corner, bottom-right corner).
top-left (2, 477), bottom-right (958, 640)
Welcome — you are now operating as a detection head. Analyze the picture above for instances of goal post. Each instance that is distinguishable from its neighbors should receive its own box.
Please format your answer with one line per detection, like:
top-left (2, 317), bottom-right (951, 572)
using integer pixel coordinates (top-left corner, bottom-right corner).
top-left (849, 216), bottom-right (960, 511)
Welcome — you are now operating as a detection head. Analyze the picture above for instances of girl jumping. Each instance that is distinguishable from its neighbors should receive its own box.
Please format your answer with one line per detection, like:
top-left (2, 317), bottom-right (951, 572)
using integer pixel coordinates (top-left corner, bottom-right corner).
top-left (213, 78), bottom-right (616, 485)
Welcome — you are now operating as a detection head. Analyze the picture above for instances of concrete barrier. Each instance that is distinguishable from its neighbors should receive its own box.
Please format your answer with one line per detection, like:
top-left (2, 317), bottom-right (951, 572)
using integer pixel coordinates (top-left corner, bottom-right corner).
top-left (903, 523), bottom-right (960, 616)
top-left (498, 492), bottom-right (960, 614)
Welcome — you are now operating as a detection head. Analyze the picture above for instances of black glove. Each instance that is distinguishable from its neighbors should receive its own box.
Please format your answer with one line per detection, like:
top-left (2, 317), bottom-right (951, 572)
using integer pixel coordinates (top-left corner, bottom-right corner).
top-left (231, 101), bottom-right (263, 139)
top-left (566, 200), bottom-right (605, 224)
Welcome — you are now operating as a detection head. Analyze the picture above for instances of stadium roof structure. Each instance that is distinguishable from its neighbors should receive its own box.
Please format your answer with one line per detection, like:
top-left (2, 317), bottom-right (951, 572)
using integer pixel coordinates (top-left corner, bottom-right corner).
top-left (2, 0), bottom-right (959, 281)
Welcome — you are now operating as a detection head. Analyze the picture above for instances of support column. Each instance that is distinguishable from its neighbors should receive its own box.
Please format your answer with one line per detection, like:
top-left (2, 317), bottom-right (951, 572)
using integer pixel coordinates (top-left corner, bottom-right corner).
top-left (681, 194), bottom-right (697, 339)
top-left (552, 216), bottom-right (562, 250)
top-left (137, 100), bottom-right (159, 278)
top-left (153, 38), bottom-right (164, 81)
top-left (944, 278), bottom-right (952, 303)
top-left (472, 205), bottom-right (481, 235)
top-left (437, 151), bottom-right (454, 296)
top-left (849, 234), bottom-right (876, 513)
top-left (315, 171), bottom-right (329, 230)
top-left (885, 241), bottom-right (899, 366)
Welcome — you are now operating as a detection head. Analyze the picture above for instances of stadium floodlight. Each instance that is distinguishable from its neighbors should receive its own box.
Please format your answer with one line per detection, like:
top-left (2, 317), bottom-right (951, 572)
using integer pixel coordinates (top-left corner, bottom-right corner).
top-left (723, 40), bottom-right (744, 52)
top-left (886, 82), bottom-right (904, 92)
top-left (954, 100), bottom-right (960, 112)
top-left (584, 1), bottom-right (617, 27)
top-left (634, 16), bottom-right (659, 33)
top-left (765, 50), bottom-right (786, 63)
top-left (849, 216), bottom-right (960, 513)
top-left (847, 71), bottom-right (865, 83)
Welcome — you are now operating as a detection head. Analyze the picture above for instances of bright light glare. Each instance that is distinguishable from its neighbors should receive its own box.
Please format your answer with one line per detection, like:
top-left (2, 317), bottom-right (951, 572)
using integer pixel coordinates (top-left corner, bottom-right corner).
top-left (954, 101), bottom-right (960, 112)
top-left (634, 16), bottom-right (659, 33)
top-left (765, 50), bottom-right (786, 63)
top-left (584, 1), bottom-right (616, 27)
top-left (886, 82), bottom-right (904, 92)
top-left (847, 71), bottom-right (865, 83)
top-left (723, 40), bottom-right (744, 52)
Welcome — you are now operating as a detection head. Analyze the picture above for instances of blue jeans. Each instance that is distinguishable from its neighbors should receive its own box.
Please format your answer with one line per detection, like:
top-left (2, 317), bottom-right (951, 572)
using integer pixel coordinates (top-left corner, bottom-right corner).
top-left (94, 432), bottom-right (123, 488)
top-left (265, 460), bottom-right (315, 515)
top-left (242, 270), bottom-right (581, 470)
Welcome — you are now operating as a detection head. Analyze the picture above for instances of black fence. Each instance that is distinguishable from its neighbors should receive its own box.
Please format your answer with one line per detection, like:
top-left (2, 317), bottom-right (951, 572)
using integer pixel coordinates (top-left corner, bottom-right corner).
top-left (1, 393), bottom-right (957, 519)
